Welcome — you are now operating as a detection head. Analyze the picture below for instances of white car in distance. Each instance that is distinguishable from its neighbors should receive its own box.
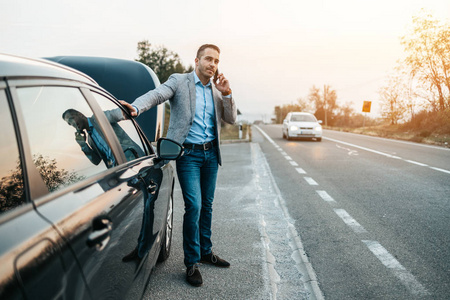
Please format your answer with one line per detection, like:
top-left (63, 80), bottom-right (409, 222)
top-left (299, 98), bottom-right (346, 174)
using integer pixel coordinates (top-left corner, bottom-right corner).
top-left (282, 112), bottom-right (323, 141)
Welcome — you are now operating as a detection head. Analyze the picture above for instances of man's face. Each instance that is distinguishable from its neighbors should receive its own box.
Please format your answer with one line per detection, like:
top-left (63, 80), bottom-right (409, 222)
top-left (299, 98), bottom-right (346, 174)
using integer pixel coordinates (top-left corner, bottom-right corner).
top-left (195, 48), bottom-right (220, 81)
top-left (64, 112), bottom-right (87, 131)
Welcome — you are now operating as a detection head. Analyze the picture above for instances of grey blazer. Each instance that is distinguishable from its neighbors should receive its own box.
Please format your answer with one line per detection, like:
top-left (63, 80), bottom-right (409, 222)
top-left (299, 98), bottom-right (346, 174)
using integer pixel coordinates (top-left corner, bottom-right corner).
top-left (132, 71), bottom-right (237, 165)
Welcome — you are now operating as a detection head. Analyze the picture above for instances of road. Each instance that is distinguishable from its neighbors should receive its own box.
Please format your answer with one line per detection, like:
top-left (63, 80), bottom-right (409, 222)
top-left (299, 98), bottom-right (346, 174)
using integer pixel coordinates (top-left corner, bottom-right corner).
top-left (254, 125), bottom-right (450, 299)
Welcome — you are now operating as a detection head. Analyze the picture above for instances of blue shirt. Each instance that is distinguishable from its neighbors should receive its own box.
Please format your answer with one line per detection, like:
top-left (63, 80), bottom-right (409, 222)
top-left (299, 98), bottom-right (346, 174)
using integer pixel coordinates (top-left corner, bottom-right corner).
top-left (87, 118), bottom-right (116, 167)
top-left (184, 72), bottom-right (216, 144)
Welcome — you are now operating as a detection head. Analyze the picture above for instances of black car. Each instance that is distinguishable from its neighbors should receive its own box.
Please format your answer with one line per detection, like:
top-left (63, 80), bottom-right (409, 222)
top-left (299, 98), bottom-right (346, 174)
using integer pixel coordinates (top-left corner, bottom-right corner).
top-left (0, 54), bottom-right (183, 300)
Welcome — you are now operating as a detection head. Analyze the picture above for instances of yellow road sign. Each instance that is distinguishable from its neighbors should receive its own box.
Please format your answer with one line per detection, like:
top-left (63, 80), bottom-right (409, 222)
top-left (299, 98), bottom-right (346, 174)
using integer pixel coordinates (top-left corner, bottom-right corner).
top-left (362, 101), bottom-right (372, 113)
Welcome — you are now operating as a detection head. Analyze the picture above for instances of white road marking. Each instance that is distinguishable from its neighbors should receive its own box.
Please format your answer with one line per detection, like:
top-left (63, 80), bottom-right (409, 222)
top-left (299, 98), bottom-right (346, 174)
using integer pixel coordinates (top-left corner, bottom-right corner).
top-left (304, 177), bottom-right (318, 185)
top-left (296, 168), bottom-right (306, 174)
top-left (324, 137), bottom-right (402, 159)
top-left (316, 190), bottom-right (336, 202)
top-left (430, 167), bottom-right (450, 174)
top-left (323, 136), bottom-right (450, 175)
top-left (362, 240), bottom-right (429, 296)
top-left (289, 161), bottom-right (299, 166)
top-left (281, 151), bottom-right (288, 155)
top-left (333, 209), bottom-right (367, 233)
top-left (284, 155), bottom-right (292, 160)
top-left (405, 160), bottom-right (428, 167)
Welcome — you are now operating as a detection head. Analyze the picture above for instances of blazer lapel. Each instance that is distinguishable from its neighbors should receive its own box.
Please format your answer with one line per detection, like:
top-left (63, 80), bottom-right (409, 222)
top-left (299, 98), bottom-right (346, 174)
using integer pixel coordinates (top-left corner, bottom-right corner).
top-left (188, 72), bottom-right (196, 119)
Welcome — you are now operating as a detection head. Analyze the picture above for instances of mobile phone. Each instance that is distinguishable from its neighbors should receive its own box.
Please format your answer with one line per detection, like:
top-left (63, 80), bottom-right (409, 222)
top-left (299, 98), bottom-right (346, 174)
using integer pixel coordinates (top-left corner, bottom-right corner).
top-left (214, 69), bottom-right (219, 83)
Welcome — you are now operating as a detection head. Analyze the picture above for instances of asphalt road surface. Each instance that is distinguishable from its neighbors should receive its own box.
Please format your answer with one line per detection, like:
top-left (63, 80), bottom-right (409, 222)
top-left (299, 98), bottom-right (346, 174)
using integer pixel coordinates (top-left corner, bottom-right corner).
top-left (143, 125), bottom-right (449, 300)
top-left (254, 125), bottom-right (450, 300)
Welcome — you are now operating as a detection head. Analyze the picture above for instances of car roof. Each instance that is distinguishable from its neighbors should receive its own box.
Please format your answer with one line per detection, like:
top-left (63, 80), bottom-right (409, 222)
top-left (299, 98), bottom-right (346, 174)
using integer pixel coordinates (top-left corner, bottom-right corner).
top-left (0, 53), bottom-right (97, 84)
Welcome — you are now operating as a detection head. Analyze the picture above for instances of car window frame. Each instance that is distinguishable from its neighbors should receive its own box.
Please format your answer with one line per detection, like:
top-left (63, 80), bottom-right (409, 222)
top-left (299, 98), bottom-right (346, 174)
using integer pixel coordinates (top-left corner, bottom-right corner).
top-left (87, 88), bottom-right (154, 157)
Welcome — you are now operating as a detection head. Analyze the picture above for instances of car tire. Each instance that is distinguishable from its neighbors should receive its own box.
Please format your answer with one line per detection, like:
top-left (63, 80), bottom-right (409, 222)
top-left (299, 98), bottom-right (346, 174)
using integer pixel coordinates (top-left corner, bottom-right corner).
top-left (158, 183), bottom-right (174, 262)
top-left (282, 131), bottom-right (286, 139)
top-left (317, 137), bottom-right (322, 142)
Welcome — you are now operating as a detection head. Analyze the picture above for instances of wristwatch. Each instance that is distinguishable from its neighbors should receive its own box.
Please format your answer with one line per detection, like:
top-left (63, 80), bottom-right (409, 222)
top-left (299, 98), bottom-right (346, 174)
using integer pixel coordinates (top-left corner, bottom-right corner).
top-left (222, 88), bottom-right (232, 96)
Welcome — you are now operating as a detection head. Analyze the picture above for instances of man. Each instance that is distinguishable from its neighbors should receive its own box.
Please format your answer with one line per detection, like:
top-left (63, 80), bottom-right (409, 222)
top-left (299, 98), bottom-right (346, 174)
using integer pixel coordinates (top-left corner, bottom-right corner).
top-left (120, 44), bottom-right (236, 287)
top-left (62, 109), bottom-right (116, 168)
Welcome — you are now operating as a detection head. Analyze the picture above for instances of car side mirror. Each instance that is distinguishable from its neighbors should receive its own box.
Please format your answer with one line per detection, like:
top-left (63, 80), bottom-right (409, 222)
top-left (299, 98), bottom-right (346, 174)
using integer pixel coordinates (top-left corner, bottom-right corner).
top-left (318, 120), bottom-right (323, 124)
top-left (157, 138), bottom-right (184, 160)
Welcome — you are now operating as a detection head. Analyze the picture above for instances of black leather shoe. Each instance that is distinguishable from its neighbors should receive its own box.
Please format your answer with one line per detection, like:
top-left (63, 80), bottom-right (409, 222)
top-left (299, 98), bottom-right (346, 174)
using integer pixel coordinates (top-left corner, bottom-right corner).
top-left (200, 251), bottom-right (230, 268)
top-left (186, 264), bottom-right (203, 287)
top-left (122, 248), bottom-right (139, 262)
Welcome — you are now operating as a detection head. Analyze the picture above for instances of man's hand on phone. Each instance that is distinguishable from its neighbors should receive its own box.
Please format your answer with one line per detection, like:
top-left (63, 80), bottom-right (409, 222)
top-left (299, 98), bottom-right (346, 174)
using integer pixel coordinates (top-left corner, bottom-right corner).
top-left (75, 131), bottom-right (86, 146)
top-left (214, 73), bottom-right (231, 95)
top-left (119, 100), bottom-right (138, 118)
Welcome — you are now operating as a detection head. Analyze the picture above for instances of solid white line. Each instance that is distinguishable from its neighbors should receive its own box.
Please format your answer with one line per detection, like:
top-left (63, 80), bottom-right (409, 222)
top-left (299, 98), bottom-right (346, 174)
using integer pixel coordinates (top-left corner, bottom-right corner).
top-left (405, 160), bottom-right (428, 167)
top-left (304, 177), bottom-right (318, 185)
top-left (316, 190), bottom-right (336, 202)
top-left (362, 240), bottom-right (429, 296)
top-left (289, 161), bottom-right (299, 166)
top-left (429, 167), bottom-right (450, 174)
top-left (333, 209), bottom-right (367, 233)
top-left (296, 168), bottom-right (306, 174)
top-left (323, 137), bottom-right (402, 159)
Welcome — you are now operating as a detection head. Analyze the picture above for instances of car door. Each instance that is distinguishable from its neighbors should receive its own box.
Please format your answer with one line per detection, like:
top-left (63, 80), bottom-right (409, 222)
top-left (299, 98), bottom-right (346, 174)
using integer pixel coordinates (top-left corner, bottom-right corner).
top-left (11, 81), bottom-right (171, 299)
top-left (0, 86), bottom-right (90, 300)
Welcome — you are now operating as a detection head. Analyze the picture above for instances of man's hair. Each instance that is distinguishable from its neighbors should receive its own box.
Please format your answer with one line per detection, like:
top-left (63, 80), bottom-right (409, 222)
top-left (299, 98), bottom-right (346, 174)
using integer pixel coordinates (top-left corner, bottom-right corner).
top-left (196, 44), bottom-right (220, 59)
top-left (62, 108), bottom-right (82, 120)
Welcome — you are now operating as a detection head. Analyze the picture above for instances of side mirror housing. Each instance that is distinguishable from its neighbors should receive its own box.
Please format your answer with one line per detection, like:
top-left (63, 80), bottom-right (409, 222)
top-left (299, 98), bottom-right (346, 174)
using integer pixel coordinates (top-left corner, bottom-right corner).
top-left (156, 138), bottom-right (184, 160)
top-left (318, 120), bottom-right (323, 124)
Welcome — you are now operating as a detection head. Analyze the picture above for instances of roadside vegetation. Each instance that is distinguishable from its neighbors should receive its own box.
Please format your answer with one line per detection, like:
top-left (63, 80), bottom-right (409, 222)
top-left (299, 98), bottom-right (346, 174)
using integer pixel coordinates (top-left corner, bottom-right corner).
top-left (273, 10), bottom-right (450, 147)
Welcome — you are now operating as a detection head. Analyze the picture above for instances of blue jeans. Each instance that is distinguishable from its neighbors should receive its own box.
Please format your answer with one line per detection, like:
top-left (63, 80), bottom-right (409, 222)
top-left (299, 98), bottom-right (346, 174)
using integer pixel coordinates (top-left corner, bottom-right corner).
top-left (176, 146), bottom-right (218, 267)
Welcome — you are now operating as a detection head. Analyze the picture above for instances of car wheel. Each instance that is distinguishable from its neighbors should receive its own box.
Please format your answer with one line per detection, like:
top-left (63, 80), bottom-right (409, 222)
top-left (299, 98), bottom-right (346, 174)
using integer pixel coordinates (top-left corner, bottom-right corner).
top-left (317, 137), bottom-right (322, 142)
top-left (282, 131), bottom-right (286, 139)
top-left (158, 183), bottom-right (174, 262)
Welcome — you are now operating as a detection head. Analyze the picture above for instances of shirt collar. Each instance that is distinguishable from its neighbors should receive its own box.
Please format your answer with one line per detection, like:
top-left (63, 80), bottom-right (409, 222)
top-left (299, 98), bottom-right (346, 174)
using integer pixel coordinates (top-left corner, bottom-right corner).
top-left (194, 71), bottom-right (211, 87)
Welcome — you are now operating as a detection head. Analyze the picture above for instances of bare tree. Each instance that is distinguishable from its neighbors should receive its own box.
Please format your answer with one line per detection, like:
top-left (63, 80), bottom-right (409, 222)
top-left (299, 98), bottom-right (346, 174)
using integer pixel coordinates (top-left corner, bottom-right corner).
top-left (401, 10), bottom-right (450, 111)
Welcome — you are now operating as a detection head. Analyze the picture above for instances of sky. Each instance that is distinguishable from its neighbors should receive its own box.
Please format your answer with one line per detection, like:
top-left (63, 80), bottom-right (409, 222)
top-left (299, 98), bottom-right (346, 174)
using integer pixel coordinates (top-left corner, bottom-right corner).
top-left (1, 0), bottom-right (450, 122)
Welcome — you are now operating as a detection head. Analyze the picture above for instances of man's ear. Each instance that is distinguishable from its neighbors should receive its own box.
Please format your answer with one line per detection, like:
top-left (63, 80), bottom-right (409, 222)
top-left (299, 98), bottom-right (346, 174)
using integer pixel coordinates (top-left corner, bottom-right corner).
top-left (194, 57), bottom-right (199, 67)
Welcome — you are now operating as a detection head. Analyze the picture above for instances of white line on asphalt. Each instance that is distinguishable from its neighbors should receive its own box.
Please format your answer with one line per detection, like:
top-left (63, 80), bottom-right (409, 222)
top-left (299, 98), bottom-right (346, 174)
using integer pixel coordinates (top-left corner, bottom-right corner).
top-left (316, 190), bottom-right (336, 202)
top-left (333, 209), bottom-right (367, 233)
top-left (323, 137), bottom-right (402, 159)
top-left (281, 151), bottom-right (288, 155)
top-left (304, 177), bottom-right (318, 185)
top-left (284, 155), bottom-right (293, 160)
top-left (323, 136), bottom-right (450, 174)
top-left (429, 167), bottom-right (450, 174)
top-left (289, 161), bottom-right (299, 166)
top-left (296, 168), bottom-right (306, 174)
top-left (405, 160), bottom-right (428, 167)
top-left (362, 240), bottom-right (429, 296)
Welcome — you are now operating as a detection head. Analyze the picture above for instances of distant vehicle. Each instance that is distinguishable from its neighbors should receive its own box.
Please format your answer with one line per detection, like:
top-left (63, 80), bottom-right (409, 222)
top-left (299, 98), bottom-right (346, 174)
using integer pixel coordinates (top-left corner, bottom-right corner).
top-left (0, 53), bottom-right (183, 300)
top-left (282, 112), bottom-right (323, 141)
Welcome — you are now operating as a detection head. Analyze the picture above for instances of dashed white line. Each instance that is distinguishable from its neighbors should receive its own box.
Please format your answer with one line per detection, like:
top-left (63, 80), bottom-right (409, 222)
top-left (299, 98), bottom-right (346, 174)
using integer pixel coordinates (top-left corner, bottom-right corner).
top-left (284, 155), bottom-right (293, 161)
top-left (316, 190), bottom-right (336, 203)
top-left (304, 177), bottom-right (318, 185)
top-left (296, 168), bottom-right (306, 174)
top-left (289, 161), bottom-right (299, 166)
top-left (333, 209), bottom-right (367, 233)
top-left (362, 240), bottom-right (429, 296)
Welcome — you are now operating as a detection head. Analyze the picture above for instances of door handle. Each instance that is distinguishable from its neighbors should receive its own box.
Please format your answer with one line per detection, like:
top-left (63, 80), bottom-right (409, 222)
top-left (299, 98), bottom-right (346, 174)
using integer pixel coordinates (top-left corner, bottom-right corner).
top-left (86, 217), bottom-right (112, 250)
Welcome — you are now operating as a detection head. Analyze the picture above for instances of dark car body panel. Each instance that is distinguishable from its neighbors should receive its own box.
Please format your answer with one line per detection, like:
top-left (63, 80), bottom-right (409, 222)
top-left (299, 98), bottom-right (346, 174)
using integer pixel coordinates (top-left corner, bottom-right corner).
top-left (0, 54), bottom-right (175, 300)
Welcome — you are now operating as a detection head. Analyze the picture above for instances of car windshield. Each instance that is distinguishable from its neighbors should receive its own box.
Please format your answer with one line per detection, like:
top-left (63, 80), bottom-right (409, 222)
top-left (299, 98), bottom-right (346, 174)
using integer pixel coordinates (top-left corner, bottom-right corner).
top-left (290, 114), bottom-right (316, 122)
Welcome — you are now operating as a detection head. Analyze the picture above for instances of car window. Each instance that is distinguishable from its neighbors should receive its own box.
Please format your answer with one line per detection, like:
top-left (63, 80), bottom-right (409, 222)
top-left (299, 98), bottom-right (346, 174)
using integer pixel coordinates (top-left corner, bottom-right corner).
top-left (291, 114), bottom-right (316, 122)
top-left (15, 86), bottom-right (114, 193)
top-left (0, 91), bottom-right (26, 214)
top-left (91, 92), bottom-right (148, 161)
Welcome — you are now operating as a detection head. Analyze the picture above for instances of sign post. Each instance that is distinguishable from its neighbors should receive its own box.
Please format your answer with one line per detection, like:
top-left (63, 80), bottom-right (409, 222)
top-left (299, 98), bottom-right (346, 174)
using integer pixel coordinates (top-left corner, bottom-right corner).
top-left (362, 101), bottom-right (371, 127)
